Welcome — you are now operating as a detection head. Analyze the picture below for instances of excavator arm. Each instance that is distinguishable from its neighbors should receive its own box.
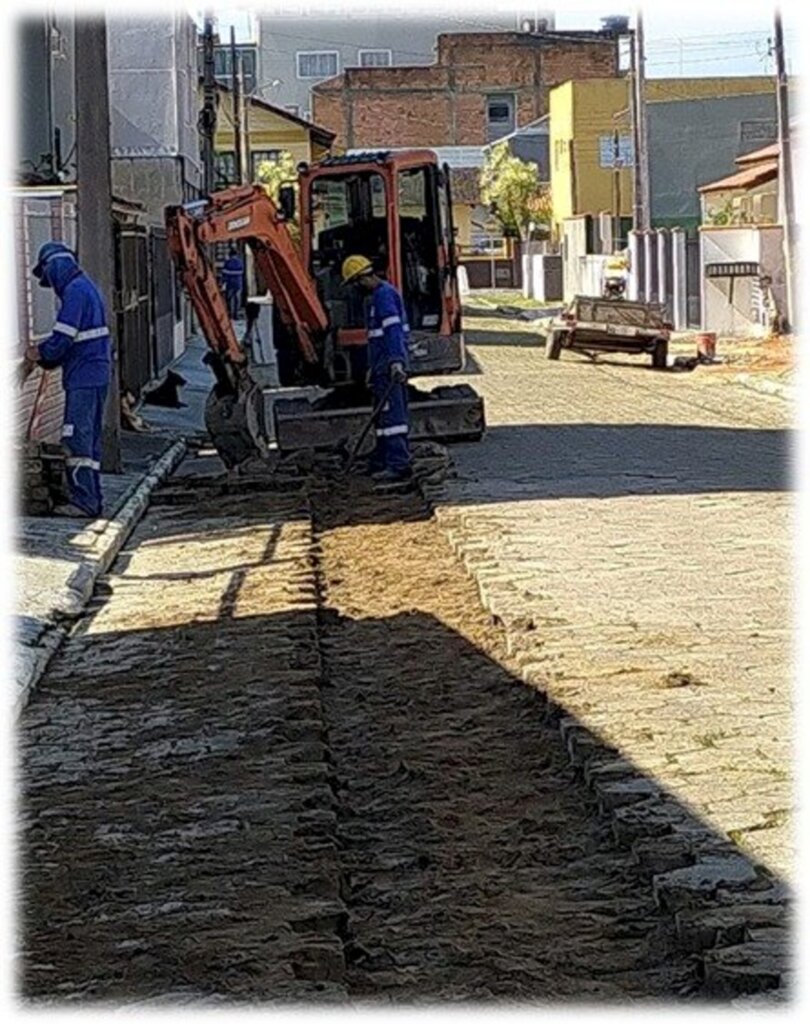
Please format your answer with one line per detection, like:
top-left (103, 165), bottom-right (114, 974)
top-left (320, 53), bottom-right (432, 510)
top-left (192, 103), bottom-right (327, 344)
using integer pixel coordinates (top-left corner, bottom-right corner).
top-left (165, 184), bottom-right (332, 469)
top-left (166, 184), bottom-right (329, 374)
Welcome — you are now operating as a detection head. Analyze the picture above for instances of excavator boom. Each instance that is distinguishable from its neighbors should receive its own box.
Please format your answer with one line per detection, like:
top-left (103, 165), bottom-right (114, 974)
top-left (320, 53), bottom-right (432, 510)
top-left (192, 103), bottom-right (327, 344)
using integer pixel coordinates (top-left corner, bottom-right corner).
top-left (166, 184), bottom-right (328, 372)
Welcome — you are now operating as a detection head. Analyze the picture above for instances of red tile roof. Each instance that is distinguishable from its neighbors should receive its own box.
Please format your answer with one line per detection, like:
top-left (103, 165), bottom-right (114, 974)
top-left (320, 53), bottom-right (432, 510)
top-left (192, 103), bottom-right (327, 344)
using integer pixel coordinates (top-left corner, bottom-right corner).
top-left (698, 159), bottom-right (778, 193)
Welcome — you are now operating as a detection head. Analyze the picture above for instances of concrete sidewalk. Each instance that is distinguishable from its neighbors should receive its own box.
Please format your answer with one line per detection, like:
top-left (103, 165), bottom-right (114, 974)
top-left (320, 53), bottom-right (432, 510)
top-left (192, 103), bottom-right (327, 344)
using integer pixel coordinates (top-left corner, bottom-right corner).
top-left (15, 338), bottom-right (212, 711)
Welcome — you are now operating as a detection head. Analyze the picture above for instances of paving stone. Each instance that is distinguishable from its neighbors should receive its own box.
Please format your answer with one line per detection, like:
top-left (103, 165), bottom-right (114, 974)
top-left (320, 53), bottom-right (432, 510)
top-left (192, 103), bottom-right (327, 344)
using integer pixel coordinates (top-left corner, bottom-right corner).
top-left (675, 903), bottom-right (789, 953)
top-left (702, 939), bottom-right (789, 997)
top-left (421, 334), bottom-right (792, 885)
top-left (653, 857), bottom-right (761, 913)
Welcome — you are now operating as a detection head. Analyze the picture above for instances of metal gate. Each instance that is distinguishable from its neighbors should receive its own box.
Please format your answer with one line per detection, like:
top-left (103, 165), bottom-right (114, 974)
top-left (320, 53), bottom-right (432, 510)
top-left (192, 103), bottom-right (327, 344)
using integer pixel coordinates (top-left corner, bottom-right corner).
top-left (114, 222), bottom-right (152, 396)
top-left (685, 235), bottom-right (702, 328)
top-left (150, 227), bottom-right (175, 374)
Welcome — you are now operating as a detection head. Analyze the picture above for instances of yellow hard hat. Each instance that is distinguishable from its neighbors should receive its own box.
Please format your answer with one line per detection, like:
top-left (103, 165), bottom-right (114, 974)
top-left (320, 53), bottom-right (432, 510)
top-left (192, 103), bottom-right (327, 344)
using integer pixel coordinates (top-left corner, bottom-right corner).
top-left (341, 254), bottom-right (373, 284)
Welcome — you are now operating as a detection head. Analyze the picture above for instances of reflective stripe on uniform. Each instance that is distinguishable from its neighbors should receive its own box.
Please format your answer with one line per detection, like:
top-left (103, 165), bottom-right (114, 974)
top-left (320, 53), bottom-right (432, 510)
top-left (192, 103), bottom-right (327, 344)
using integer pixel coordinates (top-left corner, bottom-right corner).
top-left (375, 424), bottom-right (408, 437)
top-left (382, 315), bottom-right (401, 328)
top-left (76, 327), bottom-right (109, 342)
top-left (54, 321), bottom-right (78, 337)
top-left (65, 456), bottom-right (101, 470)
top-left (61, 423), bottom-right (74, 438)
top-left (368, 328), bottom-right (384, 338)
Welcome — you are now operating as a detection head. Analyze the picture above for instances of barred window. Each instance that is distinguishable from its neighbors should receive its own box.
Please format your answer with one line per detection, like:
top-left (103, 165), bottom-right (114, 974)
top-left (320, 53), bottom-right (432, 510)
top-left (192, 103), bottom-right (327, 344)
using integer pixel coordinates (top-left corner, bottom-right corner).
top-left (359, 49), bottom-right (392, 67)
top-left (297, 51), bottom-right (339, 79)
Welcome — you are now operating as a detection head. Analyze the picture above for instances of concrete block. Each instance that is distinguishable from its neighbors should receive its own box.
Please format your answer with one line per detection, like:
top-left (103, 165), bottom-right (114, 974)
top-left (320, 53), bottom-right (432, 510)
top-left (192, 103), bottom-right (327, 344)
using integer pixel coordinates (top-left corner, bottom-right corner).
top-left (702, 938), bottom-right (789, 998)
top-left (653, 856), bottom-right (760, 913)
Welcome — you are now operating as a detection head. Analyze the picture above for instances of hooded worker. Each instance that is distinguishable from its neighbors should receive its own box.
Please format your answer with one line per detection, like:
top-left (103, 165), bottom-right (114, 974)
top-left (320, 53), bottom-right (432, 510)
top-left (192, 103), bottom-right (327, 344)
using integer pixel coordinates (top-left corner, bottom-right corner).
top-left (25, 241), bottom-right (111, 518)
top-left (341, 255), bottom-right (412, 489)
top-left (221, 245), bottom-right (245, 321)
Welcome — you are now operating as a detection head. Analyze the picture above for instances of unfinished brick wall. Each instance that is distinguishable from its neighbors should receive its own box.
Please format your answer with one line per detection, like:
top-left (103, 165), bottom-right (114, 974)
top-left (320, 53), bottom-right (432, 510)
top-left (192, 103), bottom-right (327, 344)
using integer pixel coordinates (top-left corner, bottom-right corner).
top-left (313, 30), bottom-right (619, 151)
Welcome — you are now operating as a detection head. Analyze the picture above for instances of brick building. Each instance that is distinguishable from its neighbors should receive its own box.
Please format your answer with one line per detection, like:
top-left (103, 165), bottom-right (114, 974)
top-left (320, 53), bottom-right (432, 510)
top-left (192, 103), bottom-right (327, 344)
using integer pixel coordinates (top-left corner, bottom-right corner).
top-left (312, 30), bottom-right (620, 151)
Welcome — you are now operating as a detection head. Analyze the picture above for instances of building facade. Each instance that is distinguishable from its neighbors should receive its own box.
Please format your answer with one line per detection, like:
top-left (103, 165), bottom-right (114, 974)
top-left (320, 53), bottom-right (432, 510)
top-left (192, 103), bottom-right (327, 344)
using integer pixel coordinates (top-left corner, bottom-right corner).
top-left (108, 14), bottom-right (202, 224)
top-left (312, 30), bottom-right (620, 151)
top-left (14, 12), bottom-right (202, 429)
top-left (210, 85), bottom-right (335, 188)
top-left (550, 76), bottom-right (778, 240)
top-left (253, 8), bottom-right (555, 119)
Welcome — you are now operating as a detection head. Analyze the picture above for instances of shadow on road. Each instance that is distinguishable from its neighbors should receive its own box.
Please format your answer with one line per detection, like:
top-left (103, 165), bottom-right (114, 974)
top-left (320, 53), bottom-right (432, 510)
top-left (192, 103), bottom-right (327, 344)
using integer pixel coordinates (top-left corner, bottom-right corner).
top-left (19, 601), bottom-right (789, 1003)
top-left (447, 422), bottom-right (791, 500)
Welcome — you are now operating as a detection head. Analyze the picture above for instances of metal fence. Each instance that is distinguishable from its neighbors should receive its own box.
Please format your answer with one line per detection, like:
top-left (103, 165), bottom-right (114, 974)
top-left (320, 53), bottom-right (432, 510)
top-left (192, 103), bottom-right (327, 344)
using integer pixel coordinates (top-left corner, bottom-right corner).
top-left (114, 222), bottom-right (152, 396)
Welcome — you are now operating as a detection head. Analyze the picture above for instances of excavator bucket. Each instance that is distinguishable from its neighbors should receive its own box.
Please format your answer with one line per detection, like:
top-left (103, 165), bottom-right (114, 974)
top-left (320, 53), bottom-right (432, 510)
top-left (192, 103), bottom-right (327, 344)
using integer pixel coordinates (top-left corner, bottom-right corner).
top-left (204, 375), bottom-right (268, 470)
top-left (271, 384), bottom-right (485, 452)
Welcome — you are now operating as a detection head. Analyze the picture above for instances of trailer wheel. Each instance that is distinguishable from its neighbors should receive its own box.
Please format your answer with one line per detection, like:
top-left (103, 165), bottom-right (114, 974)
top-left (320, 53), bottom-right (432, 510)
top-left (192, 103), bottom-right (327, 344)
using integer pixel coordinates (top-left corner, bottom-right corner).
top-left (546, 330), bottom-right (563, 360)
top-left (652, 338), bottom-right (668, 370)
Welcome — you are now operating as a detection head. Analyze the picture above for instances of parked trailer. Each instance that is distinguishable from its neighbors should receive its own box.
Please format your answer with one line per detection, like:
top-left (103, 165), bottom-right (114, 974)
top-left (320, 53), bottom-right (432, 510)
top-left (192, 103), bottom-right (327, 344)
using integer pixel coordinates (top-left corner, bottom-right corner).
top-left (545, 296), bottom-right (671, 370)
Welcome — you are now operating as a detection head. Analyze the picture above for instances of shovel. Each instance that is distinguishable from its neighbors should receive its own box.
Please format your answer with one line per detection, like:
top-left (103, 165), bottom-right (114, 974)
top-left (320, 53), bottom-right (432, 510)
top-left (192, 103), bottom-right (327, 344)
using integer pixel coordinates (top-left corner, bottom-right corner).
top-left (339, 378), bottom-right (396, 477)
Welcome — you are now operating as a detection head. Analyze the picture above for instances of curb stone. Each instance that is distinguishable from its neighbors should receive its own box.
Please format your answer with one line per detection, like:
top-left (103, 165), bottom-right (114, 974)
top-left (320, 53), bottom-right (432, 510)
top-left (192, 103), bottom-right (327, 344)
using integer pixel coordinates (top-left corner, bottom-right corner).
top-left (417, 467), bottom-right (792, 1000)
top-left (16, 439), bottom-right (187, 713)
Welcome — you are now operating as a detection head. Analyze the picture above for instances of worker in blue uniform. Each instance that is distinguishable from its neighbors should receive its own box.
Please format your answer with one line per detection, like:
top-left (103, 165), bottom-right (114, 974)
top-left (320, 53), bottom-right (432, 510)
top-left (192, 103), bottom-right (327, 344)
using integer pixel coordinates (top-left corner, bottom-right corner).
top-left (221, 246), bottom-right (245, 320)
top-left (341, 255), bottom-right (412, 489)
top-left (24, 242), bottom-right (111, 518)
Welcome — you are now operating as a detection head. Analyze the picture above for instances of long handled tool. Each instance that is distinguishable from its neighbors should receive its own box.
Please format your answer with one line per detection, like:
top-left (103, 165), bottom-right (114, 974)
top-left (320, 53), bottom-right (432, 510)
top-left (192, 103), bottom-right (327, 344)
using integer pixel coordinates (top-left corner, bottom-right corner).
top-left (341, 378), bottom-right (396, 476)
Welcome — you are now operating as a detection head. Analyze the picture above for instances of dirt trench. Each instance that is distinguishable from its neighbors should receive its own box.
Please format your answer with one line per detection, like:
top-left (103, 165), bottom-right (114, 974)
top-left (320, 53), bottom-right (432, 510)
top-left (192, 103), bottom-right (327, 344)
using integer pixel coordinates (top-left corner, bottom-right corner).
top-left (19, 457), bottom-right (697, 1004)
top-left (310, 476), bottom-right (696, 1002)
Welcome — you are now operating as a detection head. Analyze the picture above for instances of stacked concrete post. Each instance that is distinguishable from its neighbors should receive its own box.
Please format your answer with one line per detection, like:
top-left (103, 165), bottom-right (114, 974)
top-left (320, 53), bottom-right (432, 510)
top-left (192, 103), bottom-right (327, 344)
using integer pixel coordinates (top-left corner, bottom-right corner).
top-left (628, 231), bottom-right (643, 301)
top-left (671, 229), bottom-right (688, 330)
top-left (657, 229), bottom-right (670, 310)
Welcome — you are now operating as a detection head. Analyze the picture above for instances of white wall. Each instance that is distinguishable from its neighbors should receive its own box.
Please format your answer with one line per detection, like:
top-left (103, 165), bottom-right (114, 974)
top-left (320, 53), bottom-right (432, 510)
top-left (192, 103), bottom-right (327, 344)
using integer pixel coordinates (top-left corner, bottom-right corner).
top-left (699, 226), bottom-right (785, 337)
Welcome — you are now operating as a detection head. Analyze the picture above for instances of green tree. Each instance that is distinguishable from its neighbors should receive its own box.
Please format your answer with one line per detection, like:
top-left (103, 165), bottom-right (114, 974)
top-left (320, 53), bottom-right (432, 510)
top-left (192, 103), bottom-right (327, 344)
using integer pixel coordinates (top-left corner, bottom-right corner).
top-left (479, 141), bottom-right (551, 241)
top-left (256, 151), bottom-right (300, 238)
top-left (256, 151), bottom-right (297, 201)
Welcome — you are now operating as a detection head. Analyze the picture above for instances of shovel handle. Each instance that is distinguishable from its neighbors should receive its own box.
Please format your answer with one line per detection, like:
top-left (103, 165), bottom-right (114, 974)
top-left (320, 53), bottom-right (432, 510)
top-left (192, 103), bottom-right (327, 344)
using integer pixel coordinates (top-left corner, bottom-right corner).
top-left (345, 378), bottom-right (396, 470)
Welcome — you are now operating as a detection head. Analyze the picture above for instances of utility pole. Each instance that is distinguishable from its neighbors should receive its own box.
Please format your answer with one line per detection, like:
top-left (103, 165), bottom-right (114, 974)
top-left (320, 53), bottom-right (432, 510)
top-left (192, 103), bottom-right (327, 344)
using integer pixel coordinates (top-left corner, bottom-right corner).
top-left (75, 17), bottom-right (121, 473)
top-left (613, 128), bottom-right (621, 251)
top-left (628, 28), bottom-right (643, 231)
top-left (200, 11), bottom-right (217, 194)
top-left (774, 10), bottom-right (795, 329)
top-left (230, 27), bottom-right (243, 185)
top-left (633, 10), bottom-right (651, 231)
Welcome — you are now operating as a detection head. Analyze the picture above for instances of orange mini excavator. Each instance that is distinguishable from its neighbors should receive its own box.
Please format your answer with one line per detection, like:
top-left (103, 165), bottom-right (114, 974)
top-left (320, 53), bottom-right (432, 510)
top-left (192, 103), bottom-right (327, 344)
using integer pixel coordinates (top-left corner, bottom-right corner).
top-left (165, 149), bottom-right (484, 468)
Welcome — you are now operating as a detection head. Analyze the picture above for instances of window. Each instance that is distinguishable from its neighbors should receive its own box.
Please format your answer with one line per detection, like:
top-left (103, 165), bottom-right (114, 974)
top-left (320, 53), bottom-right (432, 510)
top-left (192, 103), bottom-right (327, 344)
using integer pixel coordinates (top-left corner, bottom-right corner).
top-left (214, 151), bottom-right (236, 188)
top-left (297, 51), bottom-right (339, 79)
top-left (359, 49), bottom-right (392, 67)
top-left (486, 93), bottom-right (515, 143)
top-left (740, 119), bottom-right (778, 143)
top-left (210, 46), bottom-right (258, 93)
top-left (284, 105), bottom-right (301, 118)
top-left (250, 149), bottom-right (282, 179)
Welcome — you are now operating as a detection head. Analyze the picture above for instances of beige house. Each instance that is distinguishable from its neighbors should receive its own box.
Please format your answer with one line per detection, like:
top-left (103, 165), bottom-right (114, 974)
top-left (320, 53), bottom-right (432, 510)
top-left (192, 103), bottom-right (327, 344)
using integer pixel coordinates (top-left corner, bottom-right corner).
top-left (699, 143), bottom-right (779, 226)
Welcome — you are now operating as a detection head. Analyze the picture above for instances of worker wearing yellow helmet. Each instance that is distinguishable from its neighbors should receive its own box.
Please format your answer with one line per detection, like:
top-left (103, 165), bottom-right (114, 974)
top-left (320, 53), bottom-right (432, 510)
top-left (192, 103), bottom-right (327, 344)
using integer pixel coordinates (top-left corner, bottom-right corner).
top-left (341, 254), bottom-right (412, 490)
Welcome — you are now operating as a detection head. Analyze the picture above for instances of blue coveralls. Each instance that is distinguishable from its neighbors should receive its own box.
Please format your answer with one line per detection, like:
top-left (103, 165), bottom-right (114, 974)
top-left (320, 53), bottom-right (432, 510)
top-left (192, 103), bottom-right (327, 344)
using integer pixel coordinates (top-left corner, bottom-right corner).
top-left (35, 249), bottom-right (111, 517)
top-left (366, 280), bottom-right (411, 474)
top-left (222, 255), bottom-right (244, 319)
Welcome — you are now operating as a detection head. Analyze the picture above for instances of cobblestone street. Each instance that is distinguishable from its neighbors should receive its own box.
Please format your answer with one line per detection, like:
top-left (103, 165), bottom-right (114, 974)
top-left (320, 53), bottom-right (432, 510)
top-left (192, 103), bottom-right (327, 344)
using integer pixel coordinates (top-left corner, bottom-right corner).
top-left (17, 322), bottom-right (793, 1005)
top-left (429, 320), bottom-right (793, 881)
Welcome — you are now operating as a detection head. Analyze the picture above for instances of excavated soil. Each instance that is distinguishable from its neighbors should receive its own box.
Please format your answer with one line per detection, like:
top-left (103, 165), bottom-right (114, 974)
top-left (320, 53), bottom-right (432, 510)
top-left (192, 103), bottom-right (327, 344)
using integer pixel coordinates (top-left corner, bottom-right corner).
top-left (311, 477), bottom-right (696, 1002)
top-left (18, 458), bottom-right (698, 1004)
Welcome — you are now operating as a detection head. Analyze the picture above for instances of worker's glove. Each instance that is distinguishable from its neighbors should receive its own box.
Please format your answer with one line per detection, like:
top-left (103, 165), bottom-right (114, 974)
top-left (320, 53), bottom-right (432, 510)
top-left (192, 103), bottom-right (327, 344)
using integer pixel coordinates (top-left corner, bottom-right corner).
top-left (389, 361), bottom-right (407, 384)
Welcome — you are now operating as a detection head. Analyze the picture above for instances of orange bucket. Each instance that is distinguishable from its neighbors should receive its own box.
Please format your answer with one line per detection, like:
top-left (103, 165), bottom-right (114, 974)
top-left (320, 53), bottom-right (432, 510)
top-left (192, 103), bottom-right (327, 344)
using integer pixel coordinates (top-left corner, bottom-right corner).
top-left (696, 332), bottom-right (716, 359)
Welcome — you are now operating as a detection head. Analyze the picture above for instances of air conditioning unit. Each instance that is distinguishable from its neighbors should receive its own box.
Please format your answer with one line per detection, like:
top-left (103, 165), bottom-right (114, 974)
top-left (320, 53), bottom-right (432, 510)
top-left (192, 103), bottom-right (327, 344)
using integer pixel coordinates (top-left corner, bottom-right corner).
top-left (601, 15), bottom-right (630, 34)
top-left (520, 16), bottom-right (549, 33)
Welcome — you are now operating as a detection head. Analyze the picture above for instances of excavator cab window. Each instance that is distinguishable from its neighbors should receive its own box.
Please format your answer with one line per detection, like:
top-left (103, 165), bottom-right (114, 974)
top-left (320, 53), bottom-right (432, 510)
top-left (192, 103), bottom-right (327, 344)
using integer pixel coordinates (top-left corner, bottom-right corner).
top-left (309, 171), bottom-right (389, 330)
top-left (397, 166), bottom-right (442, 332)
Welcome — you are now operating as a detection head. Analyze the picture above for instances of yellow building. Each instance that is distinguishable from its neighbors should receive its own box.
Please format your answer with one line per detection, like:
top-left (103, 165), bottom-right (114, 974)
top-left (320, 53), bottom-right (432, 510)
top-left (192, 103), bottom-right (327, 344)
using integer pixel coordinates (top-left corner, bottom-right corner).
top-left (550, 76), bottom-right (775, 239)
top-left (210, 84), bottom-right (335, 186)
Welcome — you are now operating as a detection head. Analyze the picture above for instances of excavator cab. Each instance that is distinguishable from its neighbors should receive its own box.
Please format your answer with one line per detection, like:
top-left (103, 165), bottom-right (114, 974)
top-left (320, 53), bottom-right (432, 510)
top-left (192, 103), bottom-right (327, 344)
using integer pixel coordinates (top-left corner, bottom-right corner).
top-left (271, 150), bottom-right (462, 386)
